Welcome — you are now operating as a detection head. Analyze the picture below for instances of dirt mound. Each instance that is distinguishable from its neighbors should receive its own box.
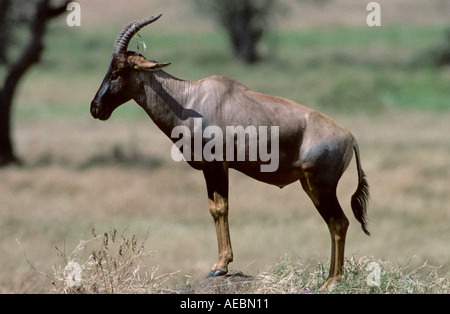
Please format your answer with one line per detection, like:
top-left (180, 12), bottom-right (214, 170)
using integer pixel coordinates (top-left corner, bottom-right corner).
top-left (177, 272), bottom-right (255, 294)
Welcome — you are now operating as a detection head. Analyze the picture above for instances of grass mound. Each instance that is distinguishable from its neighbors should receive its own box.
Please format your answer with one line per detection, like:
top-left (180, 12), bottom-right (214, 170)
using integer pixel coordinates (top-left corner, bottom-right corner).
top-left (50, 230), bottom-right (449, 294)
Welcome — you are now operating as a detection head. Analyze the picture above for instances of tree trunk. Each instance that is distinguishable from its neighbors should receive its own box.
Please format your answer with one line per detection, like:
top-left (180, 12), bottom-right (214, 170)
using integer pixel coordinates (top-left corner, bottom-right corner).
top-left (0, 89), bottom-right (18, 166)
top-left (0, 0), bottom-right (10, 64)
top-left (228, 9), bottom-right (261, 64)
top-left (223, 1), bottom-right (263, 64)
top-left (0, 0), bottom-right (68, 167)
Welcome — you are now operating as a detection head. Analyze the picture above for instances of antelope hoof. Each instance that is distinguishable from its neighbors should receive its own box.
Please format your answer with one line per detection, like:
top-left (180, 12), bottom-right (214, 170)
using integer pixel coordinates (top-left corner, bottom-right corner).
top-left (320, 277), bottom-right (339, 291)
top-left (207, 269), bottom-right (227, 278)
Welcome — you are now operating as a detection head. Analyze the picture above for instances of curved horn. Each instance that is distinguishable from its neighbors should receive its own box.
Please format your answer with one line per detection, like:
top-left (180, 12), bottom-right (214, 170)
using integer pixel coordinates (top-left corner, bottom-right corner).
top-left (113, 14), bottom-right (163, 54)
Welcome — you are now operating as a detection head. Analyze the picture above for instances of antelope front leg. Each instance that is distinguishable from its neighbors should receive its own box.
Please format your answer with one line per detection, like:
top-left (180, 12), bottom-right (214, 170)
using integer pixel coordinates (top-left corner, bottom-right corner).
top-left (203, 163), bottom-right (233, 277)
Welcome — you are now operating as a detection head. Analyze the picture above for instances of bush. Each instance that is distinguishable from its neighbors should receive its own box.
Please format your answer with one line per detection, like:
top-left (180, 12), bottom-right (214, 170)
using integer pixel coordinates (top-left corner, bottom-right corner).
top-left (52, 228), bottom-right (176, 294)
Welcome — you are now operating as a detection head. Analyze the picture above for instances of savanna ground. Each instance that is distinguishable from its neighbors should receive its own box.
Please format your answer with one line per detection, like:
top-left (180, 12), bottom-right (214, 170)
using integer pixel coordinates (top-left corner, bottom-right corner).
top-left (0, 0), bottom-right (449, 293)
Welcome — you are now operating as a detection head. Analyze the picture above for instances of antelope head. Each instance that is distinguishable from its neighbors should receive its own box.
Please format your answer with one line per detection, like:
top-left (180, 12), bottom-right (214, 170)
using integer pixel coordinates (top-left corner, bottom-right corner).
top-left (90, 14), bottom-right (170, 120)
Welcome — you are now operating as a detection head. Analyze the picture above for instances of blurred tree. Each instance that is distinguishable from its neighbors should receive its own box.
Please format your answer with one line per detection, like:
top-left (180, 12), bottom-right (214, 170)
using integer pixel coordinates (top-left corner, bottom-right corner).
top-left (0, 0), bottom-right (69, 166)
top-left (193, 0), bottom-right (332, 64)
top-left (434, 30), bottom-right (450, 66)
top-left (0, 0), bottom-right (9, 64)
top-left (194, 0), bottom-right (278, 64)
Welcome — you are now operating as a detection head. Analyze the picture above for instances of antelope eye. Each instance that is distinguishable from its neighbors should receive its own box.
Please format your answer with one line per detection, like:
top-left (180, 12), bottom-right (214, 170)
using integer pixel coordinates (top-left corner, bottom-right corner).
top-left (110, 72), bottom-right (120, 80)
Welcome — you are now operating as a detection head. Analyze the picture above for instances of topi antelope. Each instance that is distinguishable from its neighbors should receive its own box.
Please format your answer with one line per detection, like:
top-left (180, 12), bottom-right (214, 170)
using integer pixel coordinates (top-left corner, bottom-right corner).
top-left (90, 14), bottom-right (370, 290)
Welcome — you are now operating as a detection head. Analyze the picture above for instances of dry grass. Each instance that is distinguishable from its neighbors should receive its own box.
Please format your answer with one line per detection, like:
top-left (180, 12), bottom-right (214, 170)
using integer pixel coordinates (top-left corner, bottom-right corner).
top-left (48, 230), bottom-right (449, 294)
top-left (51, 228), bottom-right (176, 294)
top-left (253, 256), bottom-right (450, 294)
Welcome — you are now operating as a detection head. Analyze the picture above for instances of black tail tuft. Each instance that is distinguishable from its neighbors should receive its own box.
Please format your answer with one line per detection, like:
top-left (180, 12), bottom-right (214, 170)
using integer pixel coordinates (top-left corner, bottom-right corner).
top-left (351, 170), bottom-right (370, 236)
top-left (351, 138), bottom-right (370, 236)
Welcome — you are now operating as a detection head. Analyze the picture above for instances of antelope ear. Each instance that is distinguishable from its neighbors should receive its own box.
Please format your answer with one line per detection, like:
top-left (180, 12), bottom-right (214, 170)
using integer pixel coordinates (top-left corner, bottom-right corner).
top-left (133, 58), bottom-right (171, 71)
top-left (142, 61), bottom-right (171, 71)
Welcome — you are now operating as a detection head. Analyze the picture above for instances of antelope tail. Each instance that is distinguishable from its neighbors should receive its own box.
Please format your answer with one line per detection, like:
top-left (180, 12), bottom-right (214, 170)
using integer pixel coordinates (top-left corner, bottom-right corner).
top-left (351, 138), bottom-right (370, 236)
